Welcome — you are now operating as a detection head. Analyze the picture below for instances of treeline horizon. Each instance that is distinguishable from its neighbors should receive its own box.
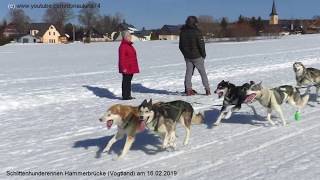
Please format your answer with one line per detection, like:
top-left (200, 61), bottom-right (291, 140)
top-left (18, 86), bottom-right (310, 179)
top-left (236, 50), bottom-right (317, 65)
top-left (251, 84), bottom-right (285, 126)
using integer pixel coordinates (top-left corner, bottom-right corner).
top-left (1, 1), bottom-right (320, 43)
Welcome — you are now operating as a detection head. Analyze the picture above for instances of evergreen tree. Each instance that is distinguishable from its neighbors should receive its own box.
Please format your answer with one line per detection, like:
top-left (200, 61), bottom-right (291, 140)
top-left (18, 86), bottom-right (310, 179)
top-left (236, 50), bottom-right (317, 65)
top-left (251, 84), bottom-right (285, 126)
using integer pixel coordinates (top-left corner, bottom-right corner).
top-left (256, 16), bottom-right (264, 34)
top-left (220, 17), bottom-right (228, 30)
top-left (238, 15), bottom-right (245, 24)
top-left (220, 17), bottom-right (228, 38)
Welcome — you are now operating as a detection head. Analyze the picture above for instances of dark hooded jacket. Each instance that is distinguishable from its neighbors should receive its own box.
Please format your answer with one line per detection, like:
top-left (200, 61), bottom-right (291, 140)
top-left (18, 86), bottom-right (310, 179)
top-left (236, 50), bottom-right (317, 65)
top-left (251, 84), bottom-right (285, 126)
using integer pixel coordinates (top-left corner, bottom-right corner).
top-left (179, 18), bottom-right (206, 59)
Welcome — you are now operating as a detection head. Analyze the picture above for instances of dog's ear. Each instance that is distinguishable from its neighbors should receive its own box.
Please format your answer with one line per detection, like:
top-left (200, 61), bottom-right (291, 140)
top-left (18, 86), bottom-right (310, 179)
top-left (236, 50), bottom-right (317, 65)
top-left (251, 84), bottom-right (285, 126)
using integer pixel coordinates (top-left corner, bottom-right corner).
top-left (250, 81), bottom-right (255, 85)
top-left (141, 99), bottom-right (148, 106)
top-left (148, 99), bottom-right (152, 106)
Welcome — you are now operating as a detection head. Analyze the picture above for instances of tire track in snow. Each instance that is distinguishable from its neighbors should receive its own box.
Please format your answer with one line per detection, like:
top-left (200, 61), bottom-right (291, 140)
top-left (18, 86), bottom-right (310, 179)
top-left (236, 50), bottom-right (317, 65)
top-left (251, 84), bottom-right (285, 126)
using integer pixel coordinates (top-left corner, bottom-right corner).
top-left (0, 55), bottom-right (318, 113)
top-left (0, 70), bottom-right (113, 84)
top-left (148, 47), bottom-right (320, 69)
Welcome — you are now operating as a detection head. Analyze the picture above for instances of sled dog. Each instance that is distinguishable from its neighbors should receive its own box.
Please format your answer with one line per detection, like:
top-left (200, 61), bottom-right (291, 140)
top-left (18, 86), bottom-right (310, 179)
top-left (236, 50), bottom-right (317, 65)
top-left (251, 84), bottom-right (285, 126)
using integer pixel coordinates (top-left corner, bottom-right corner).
top-left (213, 80), bottom-right (255, 126)
top-left (293, 62), bottom-right (320, 101)
top-left (99, 104), bottom-right (145, 159)
top-left (246, 82), bottom-right (309, 126)
top-left (138, 99), bottom-right (203, 149)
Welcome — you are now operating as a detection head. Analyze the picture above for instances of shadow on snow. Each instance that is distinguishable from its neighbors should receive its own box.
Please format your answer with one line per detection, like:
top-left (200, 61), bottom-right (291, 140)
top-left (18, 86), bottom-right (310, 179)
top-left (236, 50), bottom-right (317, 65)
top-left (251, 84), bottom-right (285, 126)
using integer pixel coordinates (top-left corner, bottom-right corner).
top-left (73, 130), bottom-right (164, 158)
top-left (83, 85), bottom-right (121, 100)
top-left (202, 105), bottom-right (267, 129)
top-left (83, 83), bottom-right (178, 100)
top-left (132, 83), bottom-right (177, 95)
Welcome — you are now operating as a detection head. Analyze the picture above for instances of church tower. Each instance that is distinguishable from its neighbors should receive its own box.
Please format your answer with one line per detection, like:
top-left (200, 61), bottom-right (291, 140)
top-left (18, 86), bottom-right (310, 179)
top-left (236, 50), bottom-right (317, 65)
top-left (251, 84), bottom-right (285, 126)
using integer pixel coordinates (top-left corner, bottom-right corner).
top-left (269, 0), bottom-right (279, 25)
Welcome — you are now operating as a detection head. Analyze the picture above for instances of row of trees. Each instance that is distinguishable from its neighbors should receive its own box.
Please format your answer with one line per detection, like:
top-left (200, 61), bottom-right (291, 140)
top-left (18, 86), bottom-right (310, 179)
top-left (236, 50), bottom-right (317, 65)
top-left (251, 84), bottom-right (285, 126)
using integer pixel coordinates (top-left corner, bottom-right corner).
top-left (198, 15), bottom-right (266, 39)
top-left (3, 1), bottom-right (123, 41)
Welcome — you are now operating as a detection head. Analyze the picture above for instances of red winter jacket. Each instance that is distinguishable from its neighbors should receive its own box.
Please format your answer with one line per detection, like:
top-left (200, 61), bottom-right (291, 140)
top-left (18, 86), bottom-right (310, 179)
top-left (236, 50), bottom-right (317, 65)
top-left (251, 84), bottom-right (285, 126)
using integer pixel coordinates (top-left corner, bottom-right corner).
top-left (118, 40), bottom-right (140, 74)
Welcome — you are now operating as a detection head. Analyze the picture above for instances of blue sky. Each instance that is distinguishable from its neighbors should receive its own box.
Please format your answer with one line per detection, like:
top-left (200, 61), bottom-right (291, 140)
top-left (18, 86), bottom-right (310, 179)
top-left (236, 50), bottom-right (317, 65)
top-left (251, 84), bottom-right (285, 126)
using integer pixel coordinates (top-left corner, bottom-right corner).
top-left (1, 0), bottom-right (320, 29)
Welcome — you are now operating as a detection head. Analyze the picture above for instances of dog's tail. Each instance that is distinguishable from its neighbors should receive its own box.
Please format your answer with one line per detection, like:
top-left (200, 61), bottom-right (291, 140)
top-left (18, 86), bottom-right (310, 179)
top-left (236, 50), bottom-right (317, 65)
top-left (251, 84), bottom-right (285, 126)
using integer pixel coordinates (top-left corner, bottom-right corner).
top-left (191, 112), bottom-right (204, 125)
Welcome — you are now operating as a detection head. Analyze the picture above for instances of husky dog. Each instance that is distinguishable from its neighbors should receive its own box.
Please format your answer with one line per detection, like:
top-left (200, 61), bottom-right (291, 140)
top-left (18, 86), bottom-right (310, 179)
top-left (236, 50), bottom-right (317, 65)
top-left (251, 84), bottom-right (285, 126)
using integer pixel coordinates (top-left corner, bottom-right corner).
top-left (293, 62), bottom-right (320, 101)
top-left (213, 80), bottom-right (255, 126)
top-left (138, 99), bottom-right (203, 149)
top-left (246, 82), bottom-right (309, 126)
top-left (99, 104), bottom-right (145, 159)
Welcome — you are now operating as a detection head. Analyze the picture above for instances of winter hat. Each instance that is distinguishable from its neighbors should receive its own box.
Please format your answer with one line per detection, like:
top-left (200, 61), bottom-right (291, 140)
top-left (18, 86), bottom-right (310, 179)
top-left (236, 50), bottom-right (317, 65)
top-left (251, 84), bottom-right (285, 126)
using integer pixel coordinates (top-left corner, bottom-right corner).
top-left (185, 16), bottom-right (199, 28)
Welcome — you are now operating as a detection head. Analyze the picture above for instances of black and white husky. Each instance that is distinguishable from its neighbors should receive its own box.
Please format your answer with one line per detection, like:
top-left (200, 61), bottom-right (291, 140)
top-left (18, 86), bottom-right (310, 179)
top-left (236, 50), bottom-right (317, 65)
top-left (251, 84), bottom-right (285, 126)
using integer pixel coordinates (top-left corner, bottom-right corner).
top-left (293, 62), bottom-right (320, 102)
top-left (213, 80), bottom-right (255, 126)
top-left (138, 99), bottom-right (203, 149)
top-left (246, 82), bottom-right (309, 126)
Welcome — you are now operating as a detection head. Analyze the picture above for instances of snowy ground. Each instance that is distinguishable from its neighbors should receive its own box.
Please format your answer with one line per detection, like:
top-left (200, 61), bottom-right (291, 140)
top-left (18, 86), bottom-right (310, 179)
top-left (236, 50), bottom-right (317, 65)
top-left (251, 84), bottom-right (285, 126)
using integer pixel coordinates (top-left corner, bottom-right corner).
top-left (1, 35), bottom-right (320, 180)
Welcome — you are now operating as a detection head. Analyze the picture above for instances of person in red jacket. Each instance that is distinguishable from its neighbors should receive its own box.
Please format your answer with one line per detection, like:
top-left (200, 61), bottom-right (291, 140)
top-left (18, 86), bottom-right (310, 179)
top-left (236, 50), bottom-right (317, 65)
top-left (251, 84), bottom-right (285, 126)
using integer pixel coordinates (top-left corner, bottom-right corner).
top-left (118, 30), bottom-right (140, 100)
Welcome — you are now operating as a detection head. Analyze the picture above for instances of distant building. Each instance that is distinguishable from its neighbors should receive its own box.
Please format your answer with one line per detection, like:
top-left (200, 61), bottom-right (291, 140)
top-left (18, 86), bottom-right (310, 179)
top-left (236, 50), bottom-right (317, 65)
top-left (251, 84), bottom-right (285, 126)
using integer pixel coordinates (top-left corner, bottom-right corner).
top-left (15, 34), bottom-right (39, 43)
top-left (29, 23), bottom-right (68, 44)
top-left (308, 19), bottom-right (320, 33)
top-left (59, 34), bottom-right (69, 44)
top-left (269, 0), bottom-right (279, 25)
top-left (159, 25), bottom-right (181, 40)
top-left (262, 1), bottom-right (319, 35)
top-left (112, 20), bottom-right (153, 42)
top-left (132, 29), bottom-right (153, 41)
top-left (3, 23), bottom-right (19, 37)
top-left (83, 28), bottom-right (110, 42)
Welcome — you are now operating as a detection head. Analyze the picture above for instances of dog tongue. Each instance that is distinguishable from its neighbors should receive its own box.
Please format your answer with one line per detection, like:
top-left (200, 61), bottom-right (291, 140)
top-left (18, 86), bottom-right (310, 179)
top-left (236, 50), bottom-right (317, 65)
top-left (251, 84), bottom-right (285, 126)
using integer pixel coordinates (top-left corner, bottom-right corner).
top-left (106, 120), bottom-right (113, 129)
top-left (245, 94), bottom-right (256, 103)
top-left (139, 121), bottom-right (145, 132)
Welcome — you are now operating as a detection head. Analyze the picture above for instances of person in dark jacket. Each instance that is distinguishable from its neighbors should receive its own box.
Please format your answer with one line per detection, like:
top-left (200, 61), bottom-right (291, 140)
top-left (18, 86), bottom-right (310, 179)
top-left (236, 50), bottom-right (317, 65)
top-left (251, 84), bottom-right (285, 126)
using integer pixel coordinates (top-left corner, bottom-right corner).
top-left (118, 30), bottom-right (140, 100)
top-left (179, 16), bottom-right (211, 96)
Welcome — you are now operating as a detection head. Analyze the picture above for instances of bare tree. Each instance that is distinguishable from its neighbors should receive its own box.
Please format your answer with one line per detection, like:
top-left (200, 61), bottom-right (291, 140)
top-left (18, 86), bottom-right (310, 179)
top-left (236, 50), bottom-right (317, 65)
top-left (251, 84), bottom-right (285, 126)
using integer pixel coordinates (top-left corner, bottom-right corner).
top-left (9, 9), bottom-right (30, 34)
top-left (78, 1), bottom-right (100, 31)
top-left (0, 19), bottom-right (7, 34)
top-left (220, 17), bottom-right (228, 37)
top-left (43, 2), bottom-right (74, 31)
top-left (227, 23), bottom-right (256, 41)
top-left (94, 13), bottom-right (123, 34)
top-left (198, 15), bottom-right (219, 39)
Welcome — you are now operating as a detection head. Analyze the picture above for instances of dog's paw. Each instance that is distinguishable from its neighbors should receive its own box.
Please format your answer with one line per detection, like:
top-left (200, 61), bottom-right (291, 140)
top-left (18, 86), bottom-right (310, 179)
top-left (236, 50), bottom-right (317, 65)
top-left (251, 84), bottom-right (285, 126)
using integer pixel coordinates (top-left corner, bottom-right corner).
top-left (183, 141), bottom-right (189, 146)
top-left (112, 156), bottom-right (120, 161)
top-left (283, 122), bottom-right (289, 126)
top-left (102, 148), bottom-right (110, 153)
top-left (213, 123), bottom-right (220, 126)
top-left (269, 122), bottom-right (276, 126)
top-left (113, 154), bottom-right (125, 161)
top-left (161, 144), bottom-right (168, 150)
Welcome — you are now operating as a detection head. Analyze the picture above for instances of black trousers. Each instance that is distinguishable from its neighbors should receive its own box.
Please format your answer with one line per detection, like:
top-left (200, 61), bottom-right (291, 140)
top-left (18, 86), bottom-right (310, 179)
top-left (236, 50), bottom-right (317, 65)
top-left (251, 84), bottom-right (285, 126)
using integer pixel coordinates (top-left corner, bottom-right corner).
top-left (122, 74), bottom-right (133, 98)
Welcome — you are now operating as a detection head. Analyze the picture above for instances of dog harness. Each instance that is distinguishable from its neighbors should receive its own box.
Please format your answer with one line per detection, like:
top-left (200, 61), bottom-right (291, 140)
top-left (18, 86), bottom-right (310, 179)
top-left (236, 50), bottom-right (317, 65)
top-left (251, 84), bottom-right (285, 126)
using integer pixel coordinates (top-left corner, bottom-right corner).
top-left (297, 69), bottom-right (319, 87)
top-left (272, 88), bottom-right (285, 105)
top-left (145, 103), bottom-right (185, 132)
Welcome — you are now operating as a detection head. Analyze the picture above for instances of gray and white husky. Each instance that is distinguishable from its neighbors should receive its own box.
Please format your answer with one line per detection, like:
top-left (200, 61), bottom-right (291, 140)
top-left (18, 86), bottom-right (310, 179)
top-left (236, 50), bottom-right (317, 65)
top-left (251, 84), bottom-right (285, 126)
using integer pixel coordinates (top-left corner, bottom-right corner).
top-left (246, 82), bottom-right (309, 126)
top-left (293, 62), bottom-right (320, 101)
top-left (138, 99), bottom-right (203, 149)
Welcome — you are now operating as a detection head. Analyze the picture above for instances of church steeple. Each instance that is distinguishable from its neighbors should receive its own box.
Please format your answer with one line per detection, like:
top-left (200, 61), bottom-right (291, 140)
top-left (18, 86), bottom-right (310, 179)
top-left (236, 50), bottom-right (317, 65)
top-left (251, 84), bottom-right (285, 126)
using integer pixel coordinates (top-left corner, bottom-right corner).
top-left (270, 0), bottom-right (278, 16)
top-left (269, 0), bottom-right (279, 25)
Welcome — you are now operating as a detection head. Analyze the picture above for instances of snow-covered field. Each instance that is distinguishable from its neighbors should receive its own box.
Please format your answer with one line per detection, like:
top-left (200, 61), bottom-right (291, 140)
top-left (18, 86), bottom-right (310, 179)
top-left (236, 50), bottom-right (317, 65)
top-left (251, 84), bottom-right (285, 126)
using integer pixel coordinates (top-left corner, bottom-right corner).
top-left (1, 35), bottom-right (320, 180)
